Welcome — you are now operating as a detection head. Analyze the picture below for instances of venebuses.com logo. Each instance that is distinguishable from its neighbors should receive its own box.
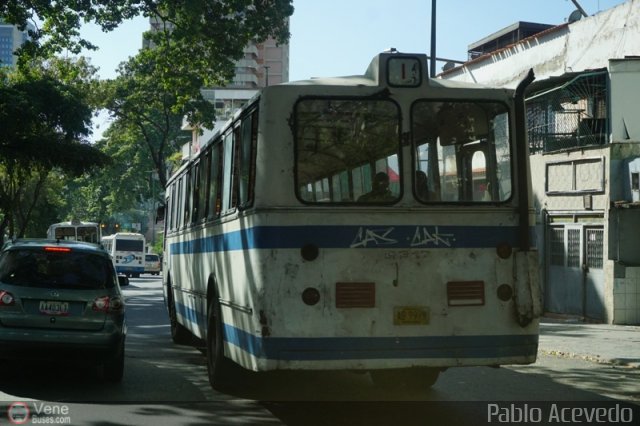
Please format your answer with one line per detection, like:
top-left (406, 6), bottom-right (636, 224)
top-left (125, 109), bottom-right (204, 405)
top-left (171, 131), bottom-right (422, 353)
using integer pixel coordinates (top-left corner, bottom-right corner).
top-left (5, 401), bottom-right (72, 425)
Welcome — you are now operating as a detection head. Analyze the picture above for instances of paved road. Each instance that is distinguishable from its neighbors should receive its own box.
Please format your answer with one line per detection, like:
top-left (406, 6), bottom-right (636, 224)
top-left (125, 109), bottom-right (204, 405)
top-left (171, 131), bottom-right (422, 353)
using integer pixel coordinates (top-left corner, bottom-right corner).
top-left (0, 277), bottom-right (637, 425)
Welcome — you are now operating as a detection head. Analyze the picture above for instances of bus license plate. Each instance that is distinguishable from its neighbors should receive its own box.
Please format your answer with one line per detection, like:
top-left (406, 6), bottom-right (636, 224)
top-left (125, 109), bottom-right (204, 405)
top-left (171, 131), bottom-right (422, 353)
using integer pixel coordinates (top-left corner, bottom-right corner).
top-left (394, 306), bottom-right (429, 325)
top-left (39, 301), bottom-right (70, 316)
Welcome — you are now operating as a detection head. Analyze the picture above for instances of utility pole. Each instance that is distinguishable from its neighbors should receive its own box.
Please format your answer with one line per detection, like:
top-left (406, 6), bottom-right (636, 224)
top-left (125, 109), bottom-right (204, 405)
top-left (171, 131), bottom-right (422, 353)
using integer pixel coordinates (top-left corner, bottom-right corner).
top-left (430, 0), bottom-right (437, 78)
top-left (570, 0), bottom-right (589, 17)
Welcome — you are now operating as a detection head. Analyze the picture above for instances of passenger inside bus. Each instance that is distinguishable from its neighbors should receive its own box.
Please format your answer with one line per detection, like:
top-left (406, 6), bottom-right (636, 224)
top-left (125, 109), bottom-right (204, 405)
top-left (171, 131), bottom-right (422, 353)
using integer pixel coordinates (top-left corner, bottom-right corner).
top-left (415, 170), bottom-right (429, 200)
top-left (358, 172), bottom-right (395, 202)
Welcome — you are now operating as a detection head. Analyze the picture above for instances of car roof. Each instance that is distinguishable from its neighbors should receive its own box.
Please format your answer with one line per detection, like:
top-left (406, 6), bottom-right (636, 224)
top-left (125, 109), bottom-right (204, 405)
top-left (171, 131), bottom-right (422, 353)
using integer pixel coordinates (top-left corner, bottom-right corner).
top-left (2, 239), bottom-right (110, 256)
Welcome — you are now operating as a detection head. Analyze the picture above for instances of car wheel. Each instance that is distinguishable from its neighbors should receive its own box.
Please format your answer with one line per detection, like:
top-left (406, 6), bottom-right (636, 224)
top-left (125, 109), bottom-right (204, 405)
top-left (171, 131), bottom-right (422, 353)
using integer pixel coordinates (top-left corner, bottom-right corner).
top-left (169, 296), bottom-right (192, 345)
top-left (206, 294), bottom-right (237, 390)
top-left (103, 342), bottom-right (125, 383)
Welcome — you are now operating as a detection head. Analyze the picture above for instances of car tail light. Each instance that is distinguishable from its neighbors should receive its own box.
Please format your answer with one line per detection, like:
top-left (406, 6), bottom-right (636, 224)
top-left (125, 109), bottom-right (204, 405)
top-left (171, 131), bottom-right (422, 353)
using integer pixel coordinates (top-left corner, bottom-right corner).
top-left (44, 246), bottom-right (72, 253)
top-left (0, 290), bottom-right (15, 306)
top-left (92, 295), bottom-right (124, 314)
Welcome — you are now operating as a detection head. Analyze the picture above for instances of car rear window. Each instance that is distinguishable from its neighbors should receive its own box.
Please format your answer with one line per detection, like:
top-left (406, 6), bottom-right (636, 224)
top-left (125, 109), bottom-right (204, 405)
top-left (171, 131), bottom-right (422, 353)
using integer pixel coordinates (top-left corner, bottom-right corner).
top-left (0, 248), bottom-right (115, 289)
top-left (145, 255), bottom-right (159, 262)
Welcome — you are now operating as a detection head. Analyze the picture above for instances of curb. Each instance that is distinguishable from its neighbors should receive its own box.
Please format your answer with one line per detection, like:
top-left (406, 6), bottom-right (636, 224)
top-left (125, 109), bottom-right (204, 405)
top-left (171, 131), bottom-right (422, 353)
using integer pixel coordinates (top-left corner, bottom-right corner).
top-left (539, 349), bottom-right (640, 369)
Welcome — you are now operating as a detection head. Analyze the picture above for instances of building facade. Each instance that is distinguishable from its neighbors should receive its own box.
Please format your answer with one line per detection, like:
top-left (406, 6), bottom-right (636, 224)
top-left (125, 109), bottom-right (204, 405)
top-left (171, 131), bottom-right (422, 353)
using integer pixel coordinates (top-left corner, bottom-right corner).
top-left (440, 0), bottom-right (640, 324)
top-left (201, 36), bottom-right (289, 123)
top-left (0, 20), bottom-right (33, 68)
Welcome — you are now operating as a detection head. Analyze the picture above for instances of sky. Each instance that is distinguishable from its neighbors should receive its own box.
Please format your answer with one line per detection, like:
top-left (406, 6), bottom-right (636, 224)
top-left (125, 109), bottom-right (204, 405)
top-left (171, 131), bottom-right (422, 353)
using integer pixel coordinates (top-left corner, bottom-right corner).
top-left (80, 0), bottom-right (630, 136)
top-left (81, 0), bottom-right (630, 80)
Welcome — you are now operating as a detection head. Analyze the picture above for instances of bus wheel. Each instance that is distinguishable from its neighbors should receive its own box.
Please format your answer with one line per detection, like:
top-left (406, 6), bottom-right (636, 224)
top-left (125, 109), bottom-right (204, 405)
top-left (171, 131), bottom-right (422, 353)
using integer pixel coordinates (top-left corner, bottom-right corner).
top-left (169, 296), bottom-right (192, 345)
top-left (370, 367), bottom-right (440, 390)
top-left (207, 296), bottom-right (235, 390)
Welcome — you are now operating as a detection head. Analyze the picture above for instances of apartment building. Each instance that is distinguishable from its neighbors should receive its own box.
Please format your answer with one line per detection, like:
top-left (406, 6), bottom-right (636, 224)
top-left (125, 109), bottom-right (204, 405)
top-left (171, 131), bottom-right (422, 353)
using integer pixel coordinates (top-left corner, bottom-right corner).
top-left (0, 19), bottom-right (34, 68)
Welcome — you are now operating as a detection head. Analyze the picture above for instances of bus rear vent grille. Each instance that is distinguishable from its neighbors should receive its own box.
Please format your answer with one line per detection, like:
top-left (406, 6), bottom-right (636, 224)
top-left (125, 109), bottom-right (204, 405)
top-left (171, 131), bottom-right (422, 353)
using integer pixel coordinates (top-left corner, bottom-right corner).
top-left (336, 282), bottom-right (375, 308)
top-left (447, 281), bottom-right (485, 306)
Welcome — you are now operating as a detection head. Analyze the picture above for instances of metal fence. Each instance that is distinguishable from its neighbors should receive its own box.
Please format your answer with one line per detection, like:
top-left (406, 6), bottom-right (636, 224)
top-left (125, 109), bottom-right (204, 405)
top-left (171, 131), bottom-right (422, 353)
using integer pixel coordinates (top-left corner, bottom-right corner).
top-left (526, 71), bottom-right (608, 154)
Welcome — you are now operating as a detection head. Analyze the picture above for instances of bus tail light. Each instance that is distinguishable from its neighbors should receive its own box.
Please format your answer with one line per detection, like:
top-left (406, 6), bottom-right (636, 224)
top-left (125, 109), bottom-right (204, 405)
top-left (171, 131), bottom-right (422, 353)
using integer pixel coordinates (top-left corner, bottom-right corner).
top-left (447, 281), bottom-right (485, 306)
top-left (497, 284), bottom-right (514, 301)
top-left (496, 242), bottom-right (513, 259)
top-left (0, 290), bottom-right (15, 306)
top-left (301, 288), bottom-right (320, 306)
top-left (336, 282), bottom-right (375, 308)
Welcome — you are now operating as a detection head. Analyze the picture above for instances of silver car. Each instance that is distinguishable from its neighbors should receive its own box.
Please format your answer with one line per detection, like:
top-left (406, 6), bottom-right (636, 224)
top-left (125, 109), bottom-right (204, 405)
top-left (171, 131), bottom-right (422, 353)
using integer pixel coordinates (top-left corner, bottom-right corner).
top-left (0, 239), bottom-right (127, 382)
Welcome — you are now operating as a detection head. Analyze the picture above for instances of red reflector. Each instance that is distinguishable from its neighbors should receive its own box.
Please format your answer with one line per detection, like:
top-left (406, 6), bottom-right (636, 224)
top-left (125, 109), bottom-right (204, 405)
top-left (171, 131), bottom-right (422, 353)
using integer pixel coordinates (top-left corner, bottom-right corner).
top-left (336, 282), bottom-right (375, 308)
top-left (44, 246), bottom-right (72, 252)
top-left (447, 281), bottom-right (485, 306)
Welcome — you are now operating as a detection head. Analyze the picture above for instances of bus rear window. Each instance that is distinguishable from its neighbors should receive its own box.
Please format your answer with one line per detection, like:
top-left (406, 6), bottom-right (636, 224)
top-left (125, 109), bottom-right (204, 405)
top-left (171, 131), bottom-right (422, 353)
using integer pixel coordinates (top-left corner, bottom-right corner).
top-left (115, 240), bottom-right (144, 252)
top-left (295, 99), bottom-right (401, 204)
top-left (412, 101), bottom-right (512, 203)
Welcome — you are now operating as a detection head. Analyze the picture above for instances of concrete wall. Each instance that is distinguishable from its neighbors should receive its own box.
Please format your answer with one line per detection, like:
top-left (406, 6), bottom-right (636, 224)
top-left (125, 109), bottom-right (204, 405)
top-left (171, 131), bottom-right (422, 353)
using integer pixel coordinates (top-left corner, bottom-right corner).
top-left (440, 0), bottom-right (640, 89)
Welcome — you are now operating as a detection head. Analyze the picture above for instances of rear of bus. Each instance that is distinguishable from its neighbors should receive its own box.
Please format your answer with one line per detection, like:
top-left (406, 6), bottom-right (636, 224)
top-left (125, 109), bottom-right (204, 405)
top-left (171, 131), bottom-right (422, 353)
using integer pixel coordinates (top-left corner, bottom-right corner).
top-left (226, 52), bottom-right (541, 384)
top-left (111, 233), bottom-right (145, 278)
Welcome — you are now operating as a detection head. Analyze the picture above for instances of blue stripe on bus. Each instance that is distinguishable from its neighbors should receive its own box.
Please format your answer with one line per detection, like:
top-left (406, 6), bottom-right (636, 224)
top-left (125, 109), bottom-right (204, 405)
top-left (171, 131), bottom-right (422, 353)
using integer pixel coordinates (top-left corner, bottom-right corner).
top-left (176, 300), bottom-right (207, 331)
top-left (170, 225), bottom-right (530, 254)
top-left (176, 301), bottom-right (537, 361)
top-left (116, 266), bottom-right (144, 273)
top-left (223, 324), bottom-right (538, 361)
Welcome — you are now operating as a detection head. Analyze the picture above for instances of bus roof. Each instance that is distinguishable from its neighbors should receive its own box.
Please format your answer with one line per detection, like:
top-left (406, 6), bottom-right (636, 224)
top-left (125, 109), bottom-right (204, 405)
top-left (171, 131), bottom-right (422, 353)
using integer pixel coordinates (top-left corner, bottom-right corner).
top-left (283, 50), bottom-right (513, 92)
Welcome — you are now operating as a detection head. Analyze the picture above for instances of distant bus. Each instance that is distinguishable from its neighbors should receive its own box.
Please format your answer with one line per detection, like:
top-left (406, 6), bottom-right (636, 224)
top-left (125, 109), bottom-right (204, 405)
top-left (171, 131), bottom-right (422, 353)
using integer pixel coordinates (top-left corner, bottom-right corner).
top-left (101, 232), bottom-right (146, 278)
top-left (47, 220), bottom-right (101, 243)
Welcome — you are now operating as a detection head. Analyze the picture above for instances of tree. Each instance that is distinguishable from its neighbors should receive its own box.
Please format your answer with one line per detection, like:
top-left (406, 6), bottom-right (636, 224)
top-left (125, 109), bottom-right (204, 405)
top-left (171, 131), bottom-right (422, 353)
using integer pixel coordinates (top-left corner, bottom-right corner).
top-left (3, 1), bottom-right (293, 117)
top-left (94, 1), bottom-right (293, 189)
top-left (2, 0), bottom-right (294, 228)
top-left (0, 71), bottom-right (110, 242)
top-left (98, 50), bottom-right (199, 191)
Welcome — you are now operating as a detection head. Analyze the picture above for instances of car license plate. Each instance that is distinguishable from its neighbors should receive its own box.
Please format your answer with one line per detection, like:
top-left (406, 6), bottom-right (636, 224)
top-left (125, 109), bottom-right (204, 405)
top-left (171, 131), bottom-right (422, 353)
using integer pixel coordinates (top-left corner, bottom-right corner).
top-left (39, 300), bottom-right (70, 316)
top-left (394, 306), bottom-right (429, 325)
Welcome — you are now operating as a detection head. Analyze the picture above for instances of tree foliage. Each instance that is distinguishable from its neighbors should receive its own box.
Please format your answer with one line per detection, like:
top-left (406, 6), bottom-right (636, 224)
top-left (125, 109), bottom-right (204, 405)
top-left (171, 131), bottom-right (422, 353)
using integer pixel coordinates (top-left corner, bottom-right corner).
top-left (3, 1), bottom-right (292, 106)
top-left (0, 65), bottom-right (110, 241)
top-left (1, 0), bottom-right (294, 243)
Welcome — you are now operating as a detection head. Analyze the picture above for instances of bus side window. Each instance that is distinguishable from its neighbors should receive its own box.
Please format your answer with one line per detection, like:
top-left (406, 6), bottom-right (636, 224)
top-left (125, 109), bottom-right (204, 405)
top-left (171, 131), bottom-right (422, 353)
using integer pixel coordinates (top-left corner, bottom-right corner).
top-left (239, 109), bottom-right (257, 208)
top-left (191, 161), bottom-right (200, 223)
top-left (169, 182), bottom-right (177, 231)
top-left (198, 151), bottom-right (210, 221)
top-left (231, 124), bottom-right (241, 209)
top-left (176, 176), bottom-right (184, 229)
top-left (208, 141), bottom-right (223, 220)
top-left (183, 169), bottom-right (192, 226)
top-left (221, 132), bottom-right (234, 214)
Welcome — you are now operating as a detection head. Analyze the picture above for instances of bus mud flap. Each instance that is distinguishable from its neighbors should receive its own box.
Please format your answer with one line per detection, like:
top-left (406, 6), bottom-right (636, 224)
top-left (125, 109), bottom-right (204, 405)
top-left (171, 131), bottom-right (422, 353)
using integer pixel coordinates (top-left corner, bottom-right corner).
top-left (513, 250), bottom-right (542, 327)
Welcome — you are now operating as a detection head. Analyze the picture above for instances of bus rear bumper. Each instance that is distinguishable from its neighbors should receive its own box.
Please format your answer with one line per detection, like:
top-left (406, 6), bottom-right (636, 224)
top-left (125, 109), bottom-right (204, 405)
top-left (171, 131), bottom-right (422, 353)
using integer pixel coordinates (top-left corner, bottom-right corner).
top-left (223, 325), bottom-right (538, 371)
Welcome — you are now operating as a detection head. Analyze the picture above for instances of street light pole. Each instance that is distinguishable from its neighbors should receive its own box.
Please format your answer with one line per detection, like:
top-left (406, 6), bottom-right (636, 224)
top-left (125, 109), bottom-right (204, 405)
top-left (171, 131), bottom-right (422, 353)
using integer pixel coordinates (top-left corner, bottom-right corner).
top-left (430, 0), bottom-right (437, 78)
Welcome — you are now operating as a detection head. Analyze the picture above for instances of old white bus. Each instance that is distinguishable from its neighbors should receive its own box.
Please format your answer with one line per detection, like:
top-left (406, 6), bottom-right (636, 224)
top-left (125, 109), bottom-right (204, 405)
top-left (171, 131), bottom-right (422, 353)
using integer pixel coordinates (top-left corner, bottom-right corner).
top-left (161, 51), bottom-right (541, 390)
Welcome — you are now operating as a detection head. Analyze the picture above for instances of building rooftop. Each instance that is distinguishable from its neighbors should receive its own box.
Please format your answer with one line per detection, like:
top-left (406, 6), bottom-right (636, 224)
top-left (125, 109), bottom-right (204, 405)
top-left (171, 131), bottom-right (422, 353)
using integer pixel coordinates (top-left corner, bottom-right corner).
top-left (467, 21), bottom-right (555, 60)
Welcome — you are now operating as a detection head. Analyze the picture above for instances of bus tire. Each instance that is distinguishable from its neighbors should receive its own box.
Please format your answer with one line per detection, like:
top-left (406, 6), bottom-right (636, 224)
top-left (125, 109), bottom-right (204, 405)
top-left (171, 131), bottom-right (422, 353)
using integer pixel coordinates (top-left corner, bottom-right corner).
top-left (370, 367), bottom-right (440, 390)
top-left (168, 294), bottom-right (192, 345)
top-left (206, 295), bottom-right (235, 390)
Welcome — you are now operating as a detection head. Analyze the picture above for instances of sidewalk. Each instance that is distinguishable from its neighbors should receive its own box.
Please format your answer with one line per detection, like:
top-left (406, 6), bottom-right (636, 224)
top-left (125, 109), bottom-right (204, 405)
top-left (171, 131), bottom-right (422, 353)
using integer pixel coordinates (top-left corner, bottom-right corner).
top-left (538, 317), bottom-right (640, 368)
